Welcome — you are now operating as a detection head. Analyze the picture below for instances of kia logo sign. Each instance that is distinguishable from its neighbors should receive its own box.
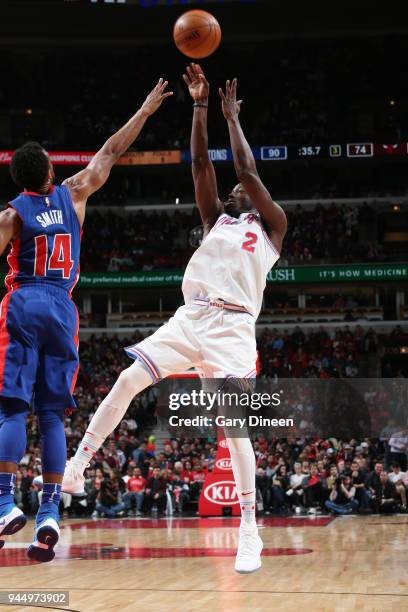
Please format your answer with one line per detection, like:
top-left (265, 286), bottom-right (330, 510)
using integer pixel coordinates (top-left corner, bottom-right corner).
top-left (215, 458), bottom-right (232, 471)
top-left (203, 481), bottom-right (239, 505)
top-left (0, 152), bottom-right (12, 163)
top-left (218, 439), bottom-right (228, 449)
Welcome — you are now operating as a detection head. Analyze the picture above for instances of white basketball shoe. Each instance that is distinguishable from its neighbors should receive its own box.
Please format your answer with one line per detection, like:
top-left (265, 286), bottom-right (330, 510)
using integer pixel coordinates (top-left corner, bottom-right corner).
top-left (34, 461), bottom-right (86, 497)
top-left (0, 506), bottom-right (27, 549)
top-left (234, 525), bottom-right (263, 574)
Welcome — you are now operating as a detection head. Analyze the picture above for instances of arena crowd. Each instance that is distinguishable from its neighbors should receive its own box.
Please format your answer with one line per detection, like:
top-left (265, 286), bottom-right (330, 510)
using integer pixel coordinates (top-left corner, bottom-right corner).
top-left (15, 325), bottom-right (408, 518)
top-left (76, 202), bottom-right (394, 274)
top-left (1, 37), bottom-right (405, 150)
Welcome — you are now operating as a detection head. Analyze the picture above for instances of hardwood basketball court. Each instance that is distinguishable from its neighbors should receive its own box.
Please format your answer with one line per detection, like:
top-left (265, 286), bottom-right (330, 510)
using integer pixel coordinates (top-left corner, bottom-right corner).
top-left (0, 515), bottom-right (407, 611)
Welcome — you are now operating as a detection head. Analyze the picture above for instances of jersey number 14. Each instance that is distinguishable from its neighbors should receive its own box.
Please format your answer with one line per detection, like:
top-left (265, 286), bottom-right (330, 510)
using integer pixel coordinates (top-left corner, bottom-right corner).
top-left (34, 234), bottom-right (74, 279)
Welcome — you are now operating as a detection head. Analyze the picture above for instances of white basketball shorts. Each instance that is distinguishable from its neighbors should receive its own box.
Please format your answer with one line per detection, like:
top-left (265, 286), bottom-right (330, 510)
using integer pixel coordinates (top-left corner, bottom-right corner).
top-left (125, 302), bottom-right (257, 382)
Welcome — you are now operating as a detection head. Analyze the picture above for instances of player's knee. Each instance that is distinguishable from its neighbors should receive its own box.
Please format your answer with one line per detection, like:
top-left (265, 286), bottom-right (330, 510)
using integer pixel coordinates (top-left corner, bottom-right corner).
top-left (117, 368), bottom-right (136, 395)
top-left (117, 362), bottom-right (151, 395)
top-left (37, 408), bottom-right (64, 434)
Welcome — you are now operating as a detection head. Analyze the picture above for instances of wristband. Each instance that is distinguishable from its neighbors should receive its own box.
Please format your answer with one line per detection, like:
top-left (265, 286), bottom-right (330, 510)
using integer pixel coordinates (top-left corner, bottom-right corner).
top-left (193, 102), bottom-right (208, 108)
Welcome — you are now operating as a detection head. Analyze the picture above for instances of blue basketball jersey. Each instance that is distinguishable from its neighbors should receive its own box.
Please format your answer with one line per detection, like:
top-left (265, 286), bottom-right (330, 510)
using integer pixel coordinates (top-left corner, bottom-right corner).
top-left (6, 185), bottom-right (81, 294)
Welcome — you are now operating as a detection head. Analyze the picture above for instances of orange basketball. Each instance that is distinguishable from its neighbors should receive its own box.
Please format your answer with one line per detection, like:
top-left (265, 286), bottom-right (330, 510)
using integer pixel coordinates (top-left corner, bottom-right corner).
top-left (173, 10), bottom-right (221, 59)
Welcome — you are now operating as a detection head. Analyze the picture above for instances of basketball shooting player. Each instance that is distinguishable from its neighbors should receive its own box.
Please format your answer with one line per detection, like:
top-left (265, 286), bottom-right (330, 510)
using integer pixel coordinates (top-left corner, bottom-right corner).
top-left (56, 64), bottom-right (287, 573)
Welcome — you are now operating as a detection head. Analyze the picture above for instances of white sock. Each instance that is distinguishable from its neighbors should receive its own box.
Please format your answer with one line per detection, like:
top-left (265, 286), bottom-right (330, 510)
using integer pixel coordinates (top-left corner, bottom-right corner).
top-left (226, 436), bottom-right (257, 529)
top-left (73, 362), bottom-right (152, 470)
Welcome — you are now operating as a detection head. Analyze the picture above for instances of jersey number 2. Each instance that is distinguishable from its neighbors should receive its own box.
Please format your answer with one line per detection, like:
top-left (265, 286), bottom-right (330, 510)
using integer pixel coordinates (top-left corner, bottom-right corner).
top-left (34, 234), bottom-right (74, 279)
top-left (242, 232), bottom-right (258, 253)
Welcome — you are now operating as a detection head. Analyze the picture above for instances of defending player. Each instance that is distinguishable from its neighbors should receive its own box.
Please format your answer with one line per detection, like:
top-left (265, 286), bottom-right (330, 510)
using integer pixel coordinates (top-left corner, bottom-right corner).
top-left (0, 79), bottom-right (172, 561)
top-left (56, 64), bottom-right (287, 573)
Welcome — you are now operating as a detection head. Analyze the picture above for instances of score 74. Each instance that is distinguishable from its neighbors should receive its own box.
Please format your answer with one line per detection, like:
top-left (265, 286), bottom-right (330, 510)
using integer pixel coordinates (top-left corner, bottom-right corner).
top-left (347, 143), bottom-right (374, 157)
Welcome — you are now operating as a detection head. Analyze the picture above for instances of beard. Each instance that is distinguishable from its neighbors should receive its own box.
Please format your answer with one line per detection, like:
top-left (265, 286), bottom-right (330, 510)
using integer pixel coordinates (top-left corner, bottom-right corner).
top-left (225, 204), bottom-right (241, 218)
top-left (225, 200), bottom-right (253, 218)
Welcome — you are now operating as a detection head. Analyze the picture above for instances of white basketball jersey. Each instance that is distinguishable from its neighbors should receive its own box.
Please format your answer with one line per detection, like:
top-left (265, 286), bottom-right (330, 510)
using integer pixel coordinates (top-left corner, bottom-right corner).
top-left (182, 212), bottom-right (280, 318)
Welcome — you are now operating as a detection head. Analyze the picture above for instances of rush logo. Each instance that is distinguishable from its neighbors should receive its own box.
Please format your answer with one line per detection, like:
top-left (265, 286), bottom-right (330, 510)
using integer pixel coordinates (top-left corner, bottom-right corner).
top-left (203, 481), bottom-right (239, 505)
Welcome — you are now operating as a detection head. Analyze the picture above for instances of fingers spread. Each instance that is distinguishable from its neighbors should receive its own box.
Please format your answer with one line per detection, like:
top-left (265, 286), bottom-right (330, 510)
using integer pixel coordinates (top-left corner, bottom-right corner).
top-left (182, 74), bottom-right (191, 86)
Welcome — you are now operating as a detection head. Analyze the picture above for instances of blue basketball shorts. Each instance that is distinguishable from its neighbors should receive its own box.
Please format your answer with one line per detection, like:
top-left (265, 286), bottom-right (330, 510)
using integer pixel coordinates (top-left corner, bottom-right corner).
top-left (0, 284), bottom-right (79, 412)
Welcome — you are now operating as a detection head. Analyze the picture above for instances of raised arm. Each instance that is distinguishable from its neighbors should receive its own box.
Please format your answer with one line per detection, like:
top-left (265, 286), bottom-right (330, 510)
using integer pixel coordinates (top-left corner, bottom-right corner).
top-left (183, 63), bottom-right (223, 234)
top-left (63, 79), bottom-right (173, 226)
top-left (0, 208), bottom-right (21, 256)
top-left (219, 78), bottom-right (287, 253)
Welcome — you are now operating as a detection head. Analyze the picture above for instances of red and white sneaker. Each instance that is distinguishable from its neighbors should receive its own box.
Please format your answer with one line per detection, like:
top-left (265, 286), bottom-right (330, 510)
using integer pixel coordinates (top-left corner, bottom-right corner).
top-left (27, 517), bottom-right (60, 563)
top-left (234, 526), bottom-right (263, 574)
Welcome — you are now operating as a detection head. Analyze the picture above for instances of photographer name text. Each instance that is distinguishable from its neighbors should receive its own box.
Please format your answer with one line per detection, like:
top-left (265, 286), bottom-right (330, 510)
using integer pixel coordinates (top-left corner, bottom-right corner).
top-left (168, 415), bottom-right (294, 428)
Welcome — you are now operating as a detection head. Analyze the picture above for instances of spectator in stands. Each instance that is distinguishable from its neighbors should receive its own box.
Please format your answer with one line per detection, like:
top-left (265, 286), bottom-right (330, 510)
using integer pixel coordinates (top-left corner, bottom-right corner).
top-left (387, 430), bottom-right (408, 471)
top-left (145, 467), bottom-right (167, 515)
top-left (344, 355), bottom-right (359, 378)
top-left (171, 473), bottom-right (191, 514)
top-left (326, 465), bottom-right (339, 495)
top-left (378, 471), bottom-right (398, 513)
top-left (349, 460), bottom-right (371, 513)
top-left (303, 463), bottom-right (325, 513)
top-left (271, 464), bottom-right (290, 515)
top-left (123, 467), bottom-right (146, 516)
top-left (365, 462), bottom-right (384, 513)
top-left (18, 466), bottom-right (35, 515)
top-left (287, 462), bottom-right (306, 512)
top-left (388, 463), bottom-right (407, 510)
top-left (256, 467), bottom-right (271, 510)
top-left (95, 471), bottom-right (126, 518)
top-left (357, 456), bottom-right (370, 481)
top-left (189, 461), bottom-right (206, 501)
top-left (325, 475), bottom-right (358, 514)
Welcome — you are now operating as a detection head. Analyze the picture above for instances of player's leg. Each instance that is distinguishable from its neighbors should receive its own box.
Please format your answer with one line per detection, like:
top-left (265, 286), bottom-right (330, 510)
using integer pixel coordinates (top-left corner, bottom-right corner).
top-left (0, 399), bottom-right (29, 548)
top-left (226, 436), bottom-right (257, 527)
top-left (72, 361), bottom-right (153, 470)
top-left (206, 376), bottom-right (261, 573)
top-left (27, 407), bottom-right (66, 562)
top-left (0, 291), bottom-right (39, 547)
top-left (202, 310), bottom-right (258, 530)
top-left (27, 292), bottom-right (79, 561)
top-left (202, 309), bottom-right (261, 573)
top-left (67, 307), bottom-right (200, 484)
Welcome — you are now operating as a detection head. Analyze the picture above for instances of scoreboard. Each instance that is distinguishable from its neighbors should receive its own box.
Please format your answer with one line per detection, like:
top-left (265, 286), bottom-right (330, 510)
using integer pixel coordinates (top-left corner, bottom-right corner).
top-left (76, 0), bottom-right (258, 5)
top-left (254, 142), bottom-right (408, 162)
top-left (2, 143), bottom-right (407, 167)
top-left (181, 142), bottom-right (408, 164)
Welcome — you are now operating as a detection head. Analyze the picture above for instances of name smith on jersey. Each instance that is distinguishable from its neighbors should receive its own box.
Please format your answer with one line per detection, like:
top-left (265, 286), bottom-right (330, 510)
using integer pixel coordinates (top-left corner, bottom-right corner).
top-left (36, 209), bottom-right (64, 228)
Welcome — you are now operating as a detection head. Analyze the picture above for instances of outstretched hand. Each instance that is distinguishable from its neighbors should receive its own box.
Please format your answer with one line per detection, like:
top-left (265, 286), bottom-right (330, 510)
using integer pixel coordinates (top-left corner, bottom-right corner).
top-left (183, 63), bottom-right (210, 102)
top-left (141, 78), bottom-right (173, 116)
top-left (219, 78), bottom-right (242, 121)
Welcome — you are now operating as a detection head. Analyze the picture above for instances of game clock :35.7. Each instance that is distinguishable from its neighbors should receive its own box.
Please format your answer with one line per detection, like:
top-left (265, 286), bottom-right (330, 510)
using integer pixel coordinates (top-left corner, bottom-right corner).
top-left (297, 145), bottom-right (323, 157)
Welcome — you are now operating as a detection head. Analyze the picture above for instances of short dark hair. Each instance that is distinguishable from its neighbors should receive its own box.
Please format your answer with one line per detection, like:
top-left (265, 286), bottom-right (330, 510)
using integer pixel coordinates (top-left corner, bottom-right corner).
top-left (10, 141), bottom-right (49, 191)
